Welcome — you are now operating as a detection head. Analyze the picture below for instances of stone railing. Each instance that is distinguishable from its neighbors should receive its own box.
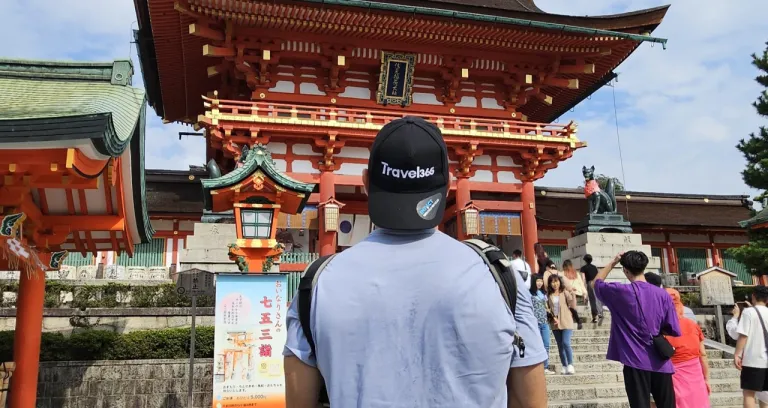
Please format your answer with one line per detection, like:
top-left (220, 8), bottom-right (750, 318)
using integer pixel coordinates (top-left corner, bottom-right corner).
top-left (0, 265), bottom-right (171, 281)
top-left (0, 280), bottom-right (200, 310)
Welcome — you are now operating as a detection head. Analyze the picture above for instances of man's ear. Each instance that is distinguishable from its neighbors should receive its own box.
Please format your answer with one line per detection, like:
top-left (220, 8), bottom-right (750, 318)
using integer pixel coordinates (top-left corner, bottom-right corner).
top-left (362, 168), bottom-right (369, 196)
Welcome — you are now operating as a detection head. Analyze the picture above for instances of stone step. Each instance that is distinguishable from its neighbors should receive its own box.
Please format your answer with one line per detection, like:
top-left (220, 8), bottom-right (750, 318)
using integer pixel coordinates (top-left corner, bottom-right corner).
top-left (554, 336), bottom-right (611, 345)
top-left (545, 366), bottom-right (739, 385)
top-left (547, 379), bottom-right (740, 402)
top-left (547, 343), bottom-right (609, 353)
top-left (547, 392), bottom-right (742, 407)
top-left (549, 354), bottom-right (738, 372)
top-left (557, 329), bottom-right (612, 337)
top-left (545, 372), bottom-right (623, 386)
top-left (546, 350), bottom-right (723, 363)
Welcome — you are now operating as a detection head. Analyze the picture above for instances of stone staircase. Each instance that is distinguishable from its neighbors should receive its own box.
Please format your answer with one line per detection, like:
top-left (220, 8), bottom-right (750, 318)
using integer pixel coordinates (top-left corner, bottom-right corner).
top-left (545, 315), bottom-right (742, 407)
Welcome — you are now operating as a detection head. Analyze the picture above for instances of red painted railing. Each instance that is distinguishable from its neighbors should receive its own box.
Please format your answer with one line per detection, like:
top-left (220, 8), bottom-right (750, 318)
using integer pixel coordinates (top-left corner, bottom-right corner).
top-left (203, 96), bottom-right (577, 139)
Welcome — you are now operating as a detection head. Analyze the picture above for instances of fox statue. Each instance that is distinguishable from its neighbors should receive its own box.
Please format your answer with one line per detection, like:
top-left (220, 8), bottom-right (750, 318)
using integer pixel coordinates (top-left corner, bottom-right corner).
top-left (582, 165), bottom-right (618, 215)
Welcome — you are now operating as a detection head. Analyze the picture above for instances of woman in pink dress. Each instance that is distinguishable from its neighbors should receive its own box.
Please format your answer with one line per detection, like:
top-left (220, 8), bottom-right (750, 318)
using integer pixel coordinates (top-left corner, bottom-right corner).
top-left (664, 289), bottom-right (711, 408)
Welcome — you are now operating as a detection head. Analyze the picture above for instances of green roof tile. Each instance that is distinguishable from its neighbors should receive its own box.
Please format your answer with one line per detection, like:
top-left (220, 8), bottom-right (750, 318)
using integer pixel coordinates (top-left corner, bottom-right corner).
top-left (0, 59), bottom-right (144, 149)
top-left (740, 207), bottom-right (768, 229)
top-left (202, 144), bottom-right (316, 212)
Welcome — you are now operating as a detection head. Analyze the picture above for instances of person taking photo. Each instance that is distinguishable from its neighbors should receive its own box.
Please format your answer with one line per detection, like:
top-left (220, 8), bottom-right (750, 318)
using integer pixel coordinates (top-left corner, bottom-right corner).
top-left (591, 251), bottom-right (681, 408)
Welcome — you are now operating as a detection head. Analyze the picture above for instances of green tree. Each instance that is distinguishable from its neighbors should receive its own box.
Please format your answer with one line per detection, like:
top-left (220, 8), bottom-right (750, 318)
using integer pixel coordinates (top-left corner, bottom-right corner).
top-left (728, 42), bottom-right (768, 275)
top-left (581, 174), bottom-right (624, 192)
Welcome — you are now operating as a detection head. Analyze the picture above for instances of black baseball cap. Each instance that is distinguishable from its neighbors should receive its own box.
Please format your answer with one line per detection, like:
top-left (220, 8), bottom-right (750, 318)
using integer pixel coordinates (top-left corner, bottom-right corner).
top-left (367, 116), bottom-right (449, 230)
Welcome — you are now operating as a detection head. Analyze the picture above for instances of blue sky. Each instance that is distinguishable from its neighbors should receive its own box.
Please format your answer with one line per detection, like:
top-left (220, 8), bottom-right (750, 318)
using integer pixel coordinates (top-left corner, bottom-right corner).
top-left (2, 0), bottom-right (767, 197)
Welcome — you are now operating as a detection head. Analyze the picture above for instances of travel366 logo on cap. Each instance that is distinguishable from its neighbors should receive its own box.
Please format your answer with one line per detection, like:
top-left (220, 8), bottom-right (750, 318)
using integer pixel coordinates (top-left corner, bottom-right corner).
top-left (381, 162), bottom-right (434, 179)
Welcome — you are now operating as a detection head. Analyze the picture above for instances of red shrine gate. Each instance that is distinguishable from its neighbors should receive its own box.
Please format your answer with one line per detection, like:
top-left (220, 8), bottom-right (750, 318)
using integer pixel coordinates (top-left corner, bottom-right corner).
top-left (133, 0), bottom-right (668, 265)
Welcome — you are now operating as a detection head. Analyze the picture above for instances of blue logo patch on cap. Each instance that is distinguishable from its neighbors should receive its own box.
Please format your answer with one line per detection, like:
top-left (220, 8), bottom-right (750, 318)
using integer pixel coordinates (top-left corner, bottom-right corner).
top-left (416, 192), bottom-right (443, 220)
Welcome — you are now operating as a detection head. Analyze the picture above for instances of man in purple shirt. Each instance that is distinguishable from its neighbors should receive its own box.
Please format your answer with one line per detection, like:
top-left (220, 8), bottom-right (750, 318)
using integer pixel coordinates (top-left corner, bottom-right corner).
top-left (591, 251), bottom-right (681, 408)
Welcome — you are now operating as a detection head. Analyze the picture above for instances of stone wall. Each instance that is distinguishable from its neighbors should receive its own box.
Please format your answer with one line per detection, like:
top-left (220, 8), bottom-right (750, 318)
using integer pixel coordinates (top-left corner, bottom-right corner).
top-left (0, 308), bottom-right (214, 334)
top-left (33, 359), bottom-right (213, 408)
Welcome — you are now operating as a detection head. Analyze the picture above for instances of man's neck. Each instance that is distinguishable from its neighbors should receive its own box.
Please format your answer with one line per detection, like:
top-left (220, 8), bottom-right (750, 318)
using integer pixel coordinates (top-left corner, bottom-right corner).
top-left (628, 275), bottom-right (647, 283)
top-left (756, 301), bottom-right (767, 307)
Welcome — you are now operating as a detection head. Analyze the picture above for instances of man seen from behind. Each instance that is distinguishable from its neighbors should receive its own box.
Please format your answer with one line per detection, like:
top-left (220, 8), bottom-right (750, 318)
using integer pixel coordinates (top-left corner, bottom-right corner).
top-left (283, 116), bottom-right (548, 408)
top-left (510, 249), bottom-right (532, 289)
top-left (580, 254), bottom-right (602, 323)
top-left (591, 251), bottom-right (681, 408)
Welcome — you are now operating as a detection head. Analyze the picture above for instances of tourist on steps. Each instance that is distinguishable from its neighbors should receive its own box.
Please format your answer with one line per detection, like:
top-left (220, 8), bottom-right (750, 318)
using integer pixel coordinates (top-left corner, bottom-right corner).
top-left (547, 274), bottom-right (576, 375)
top-left (544, 261), bottom-right (582, 330)
top-left (591, 251), bottom-right (681, 408)
top-left (534, 242), bottom-right (550, 275)
top-left (283, 117), bottom-right (548, 408)
top-left (727, 301), bottom-right (768, 407)
top-left (734, 286), bottom-right (768, 408)
top-left (562, 260), bottom-right (587, 305)
top-left (663, 288), bottom-right (711, 408)
top-left (511, 249), bottom-right (533, 289)
top-left (580, 254), bottom-right (603, 323)
top-left (530, 274), bottom-right (555, 375)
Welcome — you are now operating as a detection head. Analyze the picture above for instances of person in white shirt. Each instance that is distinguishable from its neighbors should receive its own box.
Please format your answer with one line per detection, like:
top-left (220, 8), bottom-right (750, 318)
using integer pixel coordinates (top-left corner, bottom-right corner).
top-left (510, 249), bottom-right (532, 289)
top-left (728, 301), bottom-right (768, 407)
top-left (735, 286), bottom-right (768, 408)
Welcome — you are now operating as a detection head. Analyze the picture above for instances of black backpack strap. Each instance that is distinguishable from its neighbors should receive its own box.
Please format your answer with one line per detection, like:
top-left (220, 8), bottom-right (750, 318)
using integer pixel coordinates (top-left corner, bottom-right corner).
top-left (463, 239), bottom-right (526, 358)
top-left (298, 254), bottom-right (336, 358)
top-left (463, 239), bottom-right (517, 315)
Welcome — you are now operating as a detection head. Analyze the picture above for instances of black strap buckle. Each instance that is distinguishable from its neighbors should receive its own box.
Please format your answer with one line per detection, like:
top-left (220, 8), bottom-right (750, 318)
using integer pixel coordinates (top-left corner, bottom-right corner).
top-left (514, 333), bottom-right (526, 358)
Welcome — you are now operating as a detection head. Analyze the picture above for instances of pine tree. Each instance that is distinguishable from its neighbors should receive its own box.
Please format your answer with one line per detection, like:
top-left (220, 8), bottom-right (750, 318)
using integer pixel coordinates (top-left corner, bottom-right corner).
top-left (728, 42), bottom-right (768, 275)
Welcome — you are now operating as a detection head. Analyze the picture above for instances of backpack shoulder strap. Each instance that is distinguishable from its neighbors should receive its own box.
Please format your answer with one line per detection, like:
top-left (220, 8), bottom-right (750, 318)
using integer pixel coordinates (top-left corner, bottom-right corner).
top-left (297, 254), bottom-right (337, 358)
top-left (463, 239), bottom-right (527, 358)
top-left (462, 239), bottom-right (517, 316)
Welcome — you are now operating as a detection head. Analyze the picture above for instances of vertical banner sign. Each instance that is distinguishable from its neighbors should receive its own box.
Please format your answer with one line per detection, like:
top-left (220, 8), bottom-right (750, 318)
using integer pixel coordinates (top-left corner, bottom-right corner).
top-left (212, 274), bottom-right (288, 408)
top-left (376, 51), bottom-right (416, 107)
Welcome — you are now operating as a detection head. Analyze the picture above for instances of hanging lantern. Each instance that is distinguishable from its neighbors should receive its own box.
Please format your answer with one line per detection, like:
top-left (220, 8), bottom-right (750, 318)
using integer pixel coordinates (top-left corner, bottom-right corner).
top-left (461, 203), bottom-right (482, 237)
top-left (319, 198), bottom-right (345, 232)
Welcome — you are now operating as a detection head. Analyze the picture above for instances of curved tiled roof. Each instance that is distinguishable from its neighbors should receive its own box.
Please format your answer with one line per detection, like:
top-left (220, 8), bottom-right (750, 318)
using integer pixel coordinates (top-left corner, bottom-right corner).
top-left (201, 145), bottom-right (316, 212)
top-left (535, 187), bottom-right (752, 229)
top-left (0, 58), bottom-right (154, 243)
top-left (0, 59), bottom-right (145, 156)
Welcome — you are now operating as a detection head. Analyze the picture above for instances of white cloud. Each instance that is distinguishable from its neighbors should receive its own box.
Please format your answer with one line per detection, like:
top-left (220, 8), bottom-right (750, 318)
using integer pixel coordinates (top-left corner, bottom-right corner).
top-left (0, 0), bottom-right (204, 171)
top-left (1, 0), bottom-right (767, 197)
top-left (537, 0), bottom-right (768, 197)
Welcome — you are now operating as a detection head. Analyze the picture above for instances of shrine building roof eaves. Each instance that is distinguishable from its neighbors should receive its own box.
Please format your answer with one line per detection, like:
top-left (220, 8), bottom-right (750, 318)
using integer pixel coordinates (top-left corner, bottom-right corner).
top-left (535, 187), bottom-right (753, 229)
top-left (739, 207), bottom-right (768, 230)
top-left (298, 0), bottom-right (668, 47)
top-left (0, 58), bottom-right (155, 245)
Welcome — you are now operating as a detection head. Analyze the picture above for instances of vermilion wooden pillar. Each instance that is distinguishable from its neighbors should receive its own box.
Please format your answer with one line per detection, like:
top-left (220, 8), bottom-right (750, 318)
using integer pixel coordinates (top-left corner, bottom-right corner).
top-left (10, 269), bottom-right (47, 408)
top-left (455, 176), bottom-right (471, 240)
top-left (318, 170), bottom-right (337, 256)
top-left (521, 181), bottom-right (538, 268)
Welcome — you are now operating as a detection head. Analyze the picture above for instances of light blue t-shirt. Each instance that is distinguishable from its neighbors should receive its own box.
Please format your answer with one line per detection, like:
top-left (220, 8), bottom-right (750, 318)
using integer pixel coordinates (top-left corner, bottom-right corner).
top-left (283, 228), bottom-right (546, 408)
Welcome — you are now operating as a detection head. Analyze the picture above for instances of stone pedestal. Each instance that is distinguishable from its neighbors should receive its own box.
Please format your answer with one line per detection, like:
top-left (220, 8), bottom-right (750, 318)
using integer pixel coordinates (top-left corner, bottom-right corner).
top-left (575, 213), bottom-right (633, 235)
top-left (180, 223), bottom-right (241, 273)
top-left (561, 232), bottom-right (662, 283)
